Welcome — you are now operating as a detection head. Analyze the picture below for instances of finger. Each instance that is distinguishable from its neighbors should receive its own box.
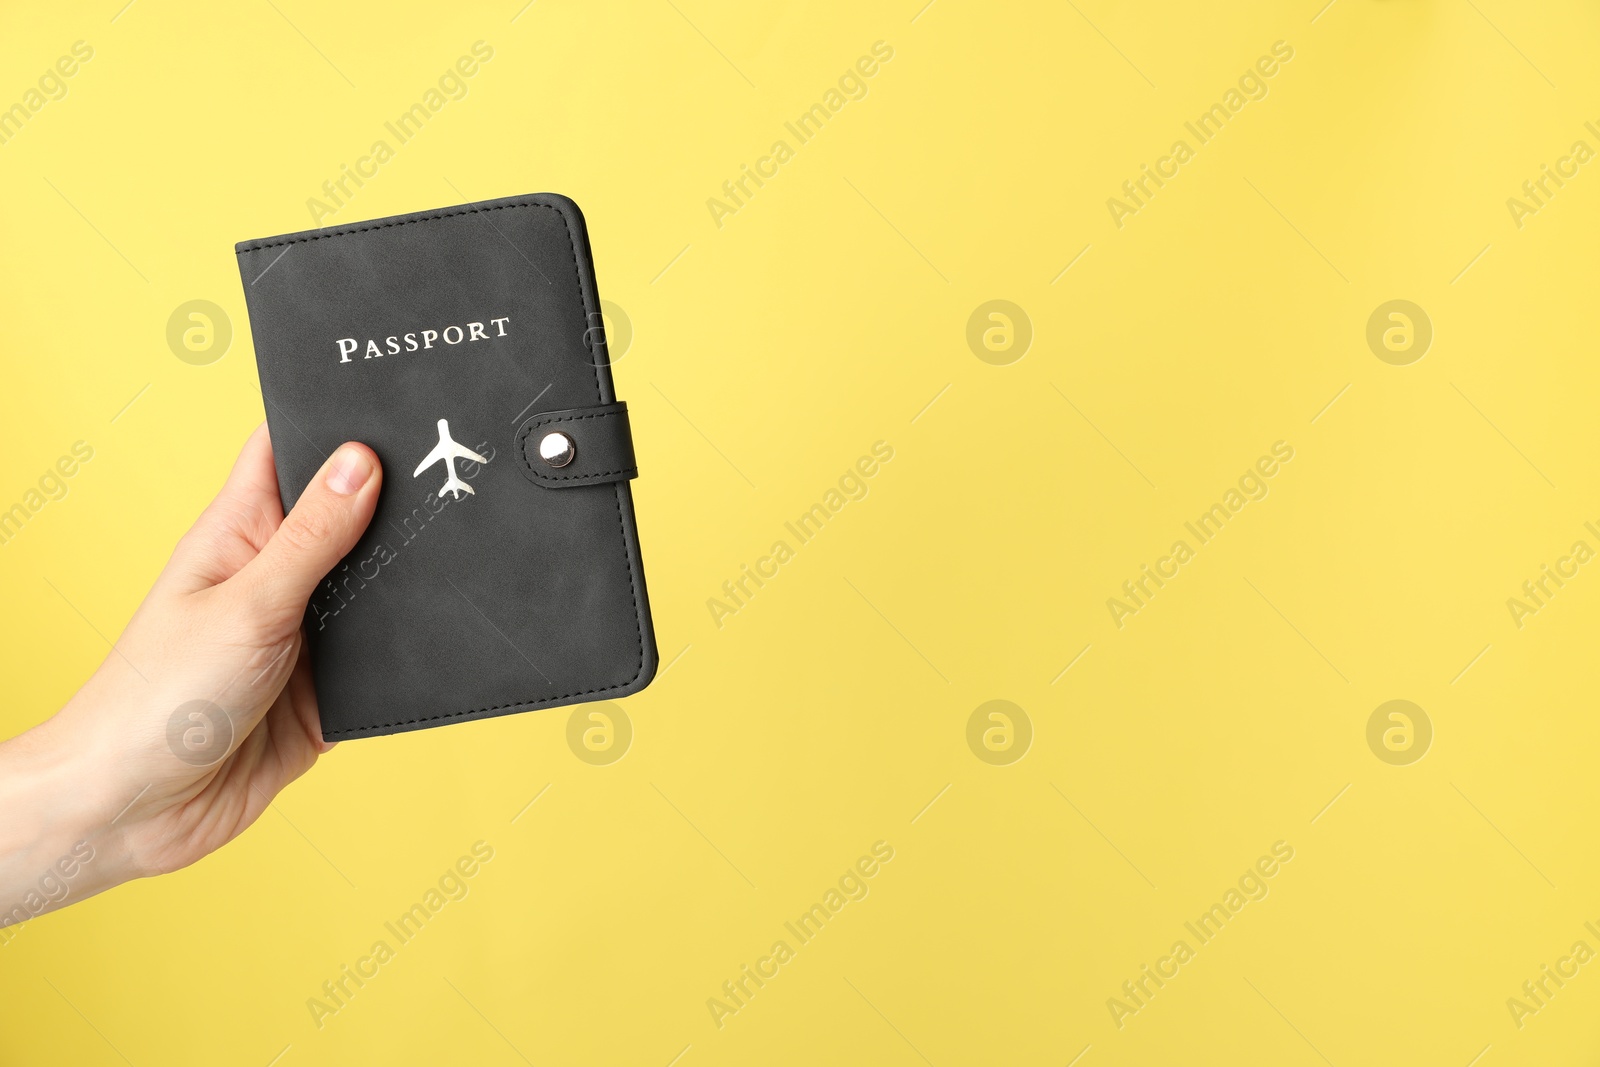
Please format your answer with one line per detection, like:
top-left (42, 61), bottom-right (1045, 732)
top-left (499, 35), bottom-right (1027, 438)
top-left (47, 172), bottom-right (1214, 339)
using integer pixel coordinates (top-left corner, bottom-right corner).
top-left (231, 442), bottom-right (382, 630)
top-left (212, 422), bottom-right (286, 535)
top-left (166, 424), bottom-right (286, 591)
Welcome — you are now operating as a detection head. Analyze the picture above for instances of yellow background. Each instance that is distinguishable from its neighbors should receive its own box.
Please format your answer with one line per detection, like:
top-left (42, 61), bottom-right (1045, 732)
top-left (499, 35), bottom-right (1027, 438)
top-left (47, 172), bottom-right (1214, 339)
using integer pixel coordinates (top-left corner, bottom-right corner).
top-left (2, 0), bottom-right (1597, 1063)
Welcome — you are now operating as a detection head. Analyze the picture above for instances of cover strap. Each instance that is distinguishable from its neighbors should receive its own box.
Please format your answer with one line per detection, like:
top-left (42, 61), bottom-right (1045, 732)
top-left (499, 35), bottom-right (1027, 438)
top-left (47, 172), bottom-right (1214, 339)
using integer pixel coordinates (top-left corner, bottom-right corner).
top-left (515, 402), bottom-right (637, 488)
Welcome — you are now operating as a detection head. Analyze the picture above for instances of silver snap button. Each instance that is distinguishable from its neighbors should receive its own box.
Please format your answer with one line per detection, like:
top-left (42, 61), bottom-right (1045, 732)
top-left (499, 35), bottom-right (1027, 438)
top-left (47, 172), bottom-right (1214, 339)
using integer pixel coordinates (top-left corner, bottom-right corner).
top-left (538, 431), bottom-right (575, 468)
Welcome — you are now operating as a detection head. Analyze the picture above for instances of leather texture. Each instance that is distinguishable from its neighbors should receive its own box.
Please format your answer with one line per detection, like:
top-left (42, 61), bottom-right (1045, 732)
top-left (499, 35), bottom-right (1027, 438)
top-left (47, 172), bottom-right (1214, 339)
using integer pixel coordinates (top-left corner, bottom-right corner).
top-left (234, 192), bottom-right (657, 740)
top-left (516, 403), bottom-right (637, 489)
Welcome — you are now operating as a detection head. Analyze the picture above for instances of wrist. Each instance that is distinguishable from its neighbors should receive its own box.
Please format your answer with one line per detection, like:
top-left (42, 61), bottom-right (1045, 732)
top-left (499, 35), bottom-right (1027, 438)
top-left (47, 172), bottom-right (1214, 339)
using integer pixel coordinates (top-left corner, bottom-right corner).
top-left (0, 711), bottom-right (133, 935)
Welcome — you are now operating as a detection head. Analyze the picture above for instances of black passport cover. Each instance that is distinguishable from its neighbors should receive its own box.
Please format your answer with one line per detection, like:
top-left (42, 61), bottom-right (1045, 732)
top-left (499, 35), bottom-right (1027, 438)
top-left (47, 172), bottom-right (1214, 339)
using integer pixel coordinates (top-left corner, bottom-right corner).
top-left (234, 193), bottom-right (656, 740)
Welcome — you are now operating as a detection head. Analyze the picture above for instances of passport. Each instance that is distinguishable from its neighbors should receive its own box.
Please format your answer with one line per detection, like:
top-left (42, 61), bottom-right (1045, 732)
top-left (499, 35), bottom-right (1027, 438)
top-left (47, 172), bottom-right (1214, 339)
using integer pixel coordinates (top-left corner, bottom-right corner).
top-left (234, 193), bottom-right (657, 740)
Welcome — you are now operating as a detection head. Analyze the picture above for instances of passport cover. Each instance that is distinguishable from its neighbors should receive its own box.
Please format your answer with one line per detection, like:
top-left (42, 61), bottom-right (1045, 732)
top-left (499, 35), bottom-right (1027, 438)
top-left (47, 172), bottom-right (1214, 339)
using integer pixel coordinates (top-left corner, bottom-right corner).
top-left (234, 192), bottom-right (657, 740)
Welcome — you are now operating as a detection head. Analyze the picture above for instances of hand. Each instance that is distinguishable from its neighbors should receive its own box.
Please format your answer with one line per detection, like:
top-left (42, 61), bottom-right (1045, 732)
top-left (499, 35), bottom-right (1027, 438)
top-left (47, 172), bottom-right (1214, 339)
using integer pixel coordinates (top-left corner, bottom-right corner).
top-left (0, 424), bottom-right (381, 933)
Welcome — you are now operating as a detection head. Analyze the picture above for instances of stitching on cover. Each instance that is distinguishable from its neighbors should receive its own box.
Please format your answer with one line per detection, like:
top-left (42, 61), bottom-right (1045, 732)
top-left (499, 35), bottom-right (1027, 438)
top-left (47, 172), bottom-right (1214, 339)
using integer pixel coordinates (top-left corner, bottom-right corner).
top-left (515, 409), bottom-right (636, 482)
top-left (265, 198), bottom-right (649, 738)
top-left (236, 203), bottom-right (545, 253)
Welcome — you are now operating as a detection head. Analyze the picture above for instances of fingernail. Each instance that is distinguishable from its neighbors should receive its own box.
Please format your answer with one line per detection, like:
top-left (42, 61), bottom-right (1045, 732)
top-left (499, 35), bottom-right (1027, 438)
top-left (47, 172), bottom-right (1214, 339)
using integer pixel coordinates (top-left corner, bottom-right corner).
top-left (326, 446), bottom-right (373, 495)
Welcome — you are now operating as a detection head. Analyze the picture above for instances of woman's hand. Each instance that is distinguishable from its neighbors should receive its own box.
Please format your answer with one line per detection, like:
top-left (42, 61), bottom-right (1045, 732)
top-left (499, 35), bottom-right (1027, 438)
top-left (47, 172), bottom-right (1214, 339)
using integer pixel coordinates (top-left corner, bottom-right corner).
top-left (0, 424), bottom-right (381, 932)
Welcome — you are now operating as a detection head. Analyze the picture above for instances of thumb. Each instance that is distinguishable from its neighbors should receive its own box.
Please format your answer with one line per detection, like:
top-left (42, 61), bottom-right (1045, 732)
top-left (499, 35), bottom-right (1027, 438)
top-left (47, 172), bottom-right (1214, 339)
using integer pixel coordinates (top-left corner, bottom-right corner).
top-left (233, 442), bottom-right (382, 628)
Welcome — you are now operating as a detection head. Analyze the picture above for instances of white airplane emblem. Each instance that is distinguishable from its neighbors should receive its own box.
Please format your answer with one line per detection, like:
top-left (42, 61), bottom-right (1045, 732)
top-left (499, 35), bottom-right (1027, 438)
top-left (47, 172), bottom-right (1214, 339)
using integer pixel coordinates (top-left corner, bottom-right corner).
top-left (412, 419), bottom-right (490, 499)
